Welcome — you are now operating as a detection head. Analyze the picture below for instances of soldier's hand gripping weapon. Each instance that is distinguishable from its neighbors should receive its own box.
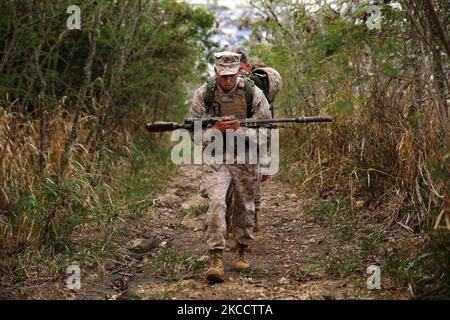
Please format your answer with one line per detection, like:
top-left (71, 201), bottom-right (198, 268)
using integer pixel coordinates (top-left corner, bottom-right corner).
top-left (146, 115), bottom-right (333, 132)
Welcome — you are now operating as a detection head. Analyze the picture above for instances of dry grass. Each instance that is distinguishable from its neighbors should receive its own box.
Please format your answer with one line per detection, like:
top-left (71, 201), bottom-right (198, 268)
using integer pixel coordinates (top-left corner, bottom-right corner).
top-left (278, 69), bottom-right (448, 234)
top-left (0, 97), bottom-right (159, 285)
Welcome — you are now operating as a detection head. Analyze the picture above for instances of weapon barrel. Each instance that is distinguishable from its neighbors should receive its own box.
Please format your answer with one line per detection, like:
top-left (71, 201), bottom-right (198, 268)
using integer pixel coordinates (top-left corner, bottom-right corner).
top-left (146, 122), bottom-right (185, 132)
top-left (241, 116), bottom-right (333, 125)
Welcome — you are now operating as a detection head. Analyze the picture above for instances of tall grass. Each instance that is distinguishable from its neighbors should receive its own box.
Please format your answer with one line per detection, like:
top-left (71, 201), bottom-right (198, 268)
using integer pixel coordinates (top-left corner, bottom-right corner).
top-left (0, 0), bottom-right (214, 286)
top-left (251, 0), bottom-right (449, 233)
top-left (249, 0), bottom-right (449, 297)
top-left (0, 103), bottom-right (175, 285)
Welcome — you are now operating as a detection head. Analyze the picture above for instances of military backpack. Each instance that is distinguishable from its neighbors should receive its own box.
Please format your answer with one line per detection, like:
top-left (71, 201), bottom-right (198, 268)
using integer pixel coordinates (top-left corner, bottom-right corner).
top-left (204, 66), bottom-right (282, 117)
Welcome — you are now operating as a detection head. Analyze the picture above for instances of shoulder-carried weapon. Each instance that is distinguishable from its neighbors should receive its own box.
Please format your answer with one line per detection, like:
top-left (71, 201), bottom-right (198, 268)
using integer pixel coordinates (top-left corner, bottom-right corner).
top-left (146, 115), bottom-right (333, 132)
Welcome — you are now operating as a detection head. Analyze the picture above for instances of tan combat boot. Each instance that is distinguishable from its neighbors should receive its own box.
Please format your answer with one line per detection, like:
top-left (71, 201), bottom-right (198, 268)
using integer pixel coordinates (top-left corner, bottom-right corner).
top-left (234, 243), bottom-right (250, 270)
top-left (205, 249), bottom-right (224, 283)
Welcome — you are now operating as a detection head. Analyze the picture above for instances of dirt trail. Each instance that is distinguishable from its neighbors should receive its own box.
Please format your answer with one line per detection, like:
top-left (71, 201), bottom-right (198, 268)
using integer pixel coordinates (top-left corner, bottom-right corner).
top-left (2, 165), bottom-right (396, 300)
top-left (120, 165), bottom-right (382, 300)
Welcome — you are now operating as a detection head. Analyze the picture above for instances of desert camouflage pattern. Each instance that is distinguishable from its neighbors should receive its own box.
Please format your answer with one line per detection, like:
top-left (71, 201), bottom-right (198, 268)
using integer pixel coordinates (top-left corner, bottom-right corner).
top-left (190, 74), bottom-right (271, 250)
top-left (252, 67), bottom-right (282, 104)
top-left (190, 75), bottom-right (271, 121)
top-left (254, 164), bottom-right (262, 215)
top-left (225, 166), bottom-right (261, 243)
top-left (200, 163), bottom-right (258, 249)
top-left (214, 51), bottom-right (241, 76)
top-left (208, 77), bottom-right (247, 117)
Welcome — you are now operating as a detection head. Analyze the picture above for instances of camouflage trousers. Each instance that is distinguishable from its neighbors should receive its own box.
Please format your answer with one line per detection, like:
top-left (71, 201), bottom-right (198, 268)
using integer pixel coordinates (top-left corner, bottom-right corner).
top-left (200, 164), bottom-right (258, 250)
top-left (226, 166), bottom-right (261, 235)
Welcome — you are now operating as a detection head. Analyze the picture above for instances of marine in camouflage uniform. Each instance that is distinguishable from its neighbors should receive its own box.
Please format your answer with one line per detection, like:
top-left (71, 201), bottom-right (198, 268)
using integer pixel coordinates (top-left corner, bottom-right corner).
top-left (189, 51), bottom-right (271, 283)
top-left (224, 52), bottom-right (267, 249)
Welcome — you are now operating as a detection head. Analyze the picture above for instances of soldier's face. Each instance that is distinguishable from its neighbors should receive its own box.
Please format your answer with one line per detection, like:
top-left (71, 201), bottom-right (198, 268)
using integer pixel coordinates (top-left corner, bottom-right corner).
top-left (215, 68), bottom-right (239, 91)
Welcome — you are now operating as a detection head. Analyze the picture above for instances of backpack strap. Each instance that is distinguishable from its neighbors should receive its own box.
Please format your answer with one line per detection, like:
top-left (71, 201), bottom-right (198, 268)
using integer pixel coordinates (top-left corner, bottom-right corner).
top-left (204, 77), bottom-right (216, 114)
top-left (243, 75), bottom-right (254, 118)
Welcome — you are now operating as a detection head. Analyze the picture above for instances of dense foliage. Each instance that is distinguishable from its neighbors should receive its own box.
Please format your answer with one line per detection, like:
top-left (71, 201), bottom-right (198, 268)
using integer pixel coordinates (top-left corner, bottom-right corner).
top-left (0, 0), bottom-right (214, 283)
top-left (248, 0), bottom-right (449, 297)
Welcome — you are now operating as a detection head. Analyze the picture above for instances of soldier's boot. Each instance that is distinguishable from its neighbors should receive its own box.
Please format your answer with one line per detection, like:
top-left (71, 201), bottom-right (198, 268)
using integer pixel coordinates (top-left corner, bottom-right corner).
top-left (234, 243), bottom-right (250, 270)
top-left (205, 249), bottom-right (224, 283)
top-left (253, 210), bottom-right (259, 233)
